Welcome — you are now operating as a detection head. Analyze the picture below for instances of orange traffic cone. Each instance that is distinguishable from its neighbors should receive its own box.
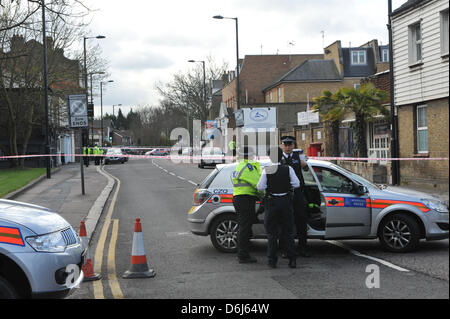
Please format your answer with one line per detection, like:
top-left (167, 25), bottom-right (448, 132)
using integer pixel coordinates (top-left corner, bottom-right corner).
top-left (79, 220), bottom-right (102, 282)
top-left (123, 218), bottom-right (156, 279)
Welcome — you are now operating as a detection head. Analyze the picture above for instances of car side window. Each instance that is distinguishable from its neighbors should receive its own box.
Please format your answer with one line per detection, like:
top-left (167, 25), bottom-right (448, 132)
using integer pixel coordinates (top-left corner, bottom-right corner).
top-left (313, 167), bottom-right (355, 194)
top-left (303, 166), bottom-right (318, 187)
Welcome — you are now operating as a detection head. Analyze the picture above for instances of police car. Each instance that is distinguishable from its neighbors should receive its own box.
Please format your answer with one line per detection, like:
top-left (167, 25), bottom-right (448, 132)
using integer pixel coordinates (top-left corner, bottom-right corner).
top-left (0, 199), bottom-right (85, 298)
top-left (187, 159), bottom-right (449, 253)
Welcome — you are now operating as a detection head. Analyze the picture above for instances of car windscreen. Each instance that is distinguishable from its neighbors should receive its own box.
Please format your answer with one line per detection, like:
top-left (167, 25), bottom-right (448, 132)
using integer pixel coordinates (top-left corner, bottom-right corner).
top-left (199, 168), bottom-right (220, 189)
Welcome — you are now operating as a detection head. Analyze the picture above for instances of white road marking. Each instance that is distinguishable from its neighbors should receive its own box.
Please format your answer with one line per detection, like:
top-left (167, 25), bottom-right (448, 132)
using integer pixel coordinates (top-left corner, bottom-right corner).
top-left (177, 176), bottom-right (185, 180)
top-left (188, 180), bottom-right (197, 186)
top-left (152, 159), bottom-right (198, 186)
top-left (327, 240), bottom-right (410, 272)
top-left (169, 172), bottom-right (176, 176)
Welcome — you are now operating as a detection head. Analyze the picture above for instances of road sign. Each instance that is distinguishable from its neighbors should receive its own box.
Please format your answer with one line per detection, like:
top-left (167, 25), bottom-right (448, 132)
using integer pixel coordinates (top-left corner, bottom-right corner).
top-left (67, 94), bottom-right (88, 128)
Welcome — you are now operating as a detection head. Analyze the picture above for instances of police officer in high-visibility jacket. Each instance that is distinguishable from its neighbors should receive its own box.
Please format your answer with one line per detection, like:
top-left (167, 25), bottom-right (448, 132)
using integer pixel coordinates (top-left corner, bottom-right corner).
top-left (232, 146), bottom-right (262, 264)
top-left (83, 146), bottom-right (89, 167)
top-left (93, 145), bottom-right (101, 166)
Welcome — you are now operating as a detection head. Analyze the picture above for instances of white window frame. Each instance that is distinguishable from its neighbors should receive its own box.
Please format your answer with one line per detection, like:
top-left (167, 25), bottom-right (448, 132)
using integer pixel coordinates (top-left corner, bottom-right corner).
top-left (416, 105), bottom-right (428, 153)
top-left (381, 48), bottom-right (389, 62)
top-left (277, 87), bottom-right (282, 102)
top-left (351, 50), bottom-right (367, 65)
top-left (269, 91), bottom-right (273, 103)
top-left (408, 22), bottom-right (422, 65)
top-left (441, 9), bottom-right (449, 56)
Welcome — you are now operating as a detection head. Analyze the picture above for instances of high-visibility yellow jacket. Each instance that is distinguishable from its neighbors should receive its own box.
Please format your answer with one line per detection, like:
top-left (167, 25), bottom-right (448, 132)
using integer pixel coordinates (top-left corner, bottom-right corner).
top-left (228, 141), bottom-right (236, 150)
top-left (232, 159), bottom-right (262, 197)
top-left (93, 146), bottom-right (100, 155)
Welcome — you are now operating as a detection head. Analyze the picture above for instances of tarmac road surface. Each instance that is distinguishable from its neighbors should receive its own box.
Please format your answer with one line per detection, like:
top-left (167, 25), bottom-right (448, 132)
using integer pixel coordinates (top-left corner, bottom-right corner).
top-left (69, 157), bottom-right (449, 299)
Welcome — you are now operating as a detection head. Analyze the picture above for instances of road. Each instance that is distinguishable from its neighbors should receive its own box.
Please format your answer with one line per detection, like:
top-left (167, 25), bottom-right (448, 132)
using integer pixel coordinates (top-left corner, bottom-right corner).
top-left (69, 157), bottom-right (449, 300)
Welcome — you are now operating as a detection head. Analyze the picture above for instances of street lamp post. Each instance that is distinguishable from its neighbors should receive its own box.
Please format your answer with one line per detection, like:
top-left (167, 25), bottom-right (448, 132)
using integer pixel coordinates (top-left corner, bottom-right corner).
top-left (89, 71), bottom-right (105, 145)
top-left (213, 15), bottom-right (240, 109)
top-left (41, 0), bottom-right (51, 178)
top-left (100, 80), bottom-right (114, 147)
top-left (83, 36), bottom-right (105, 146)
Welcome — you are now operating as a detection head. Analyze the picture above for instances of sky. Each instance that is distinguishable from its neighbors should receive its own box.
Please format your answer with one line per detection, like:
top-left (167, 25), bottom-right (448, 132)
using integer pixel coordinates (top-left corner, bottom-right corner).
top-left (86, 0), bottom-right (406, 117)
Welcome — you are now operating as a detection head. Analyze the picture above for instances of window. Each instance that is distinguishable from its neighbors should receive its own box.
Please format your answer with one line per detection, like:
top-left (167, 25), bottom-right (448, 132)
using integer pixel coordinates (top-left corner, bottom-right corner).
top-left (277, 87), bottom-right (282, 102)
top-left (381, 48), bottom-right (389, 62)
top-left (302, 133), bottom-right (306, 141)
top-left (313, 168), bottom-right (356, 194)
top-left (409, 22), bottom-right (422, 64)
top-left (416, 105), bottom-right (428, 153)
top-left (317, 131), bottom-right (322, 140)
top-left (441, 9), bottom-right (449, 56)
top-left (269, 91), bottom-right (273, 103)
top-left (351, 50), bottom-right (366, 65)
top-left (354, 83), bottom-right (360, 90)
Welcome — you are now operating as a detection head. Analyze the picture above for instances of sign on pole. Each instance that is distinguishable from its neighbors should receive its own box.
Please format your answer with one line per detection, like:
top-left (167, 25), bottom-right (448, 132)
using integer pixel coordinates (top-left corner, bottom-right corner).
top-left (297, 110), bottom-right (320, 126)
top-left (67, 94), bottom-right (89, 128)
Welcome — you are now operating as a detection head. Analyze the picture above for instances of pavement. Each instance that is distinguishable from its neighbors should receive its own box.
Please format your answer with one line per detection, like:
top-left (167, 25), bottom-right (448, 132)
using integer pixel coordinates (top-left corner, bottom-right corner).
top-left (1, 161), bottom-right (448, 243)
top-left (3, 161), bottom-right (114, 242)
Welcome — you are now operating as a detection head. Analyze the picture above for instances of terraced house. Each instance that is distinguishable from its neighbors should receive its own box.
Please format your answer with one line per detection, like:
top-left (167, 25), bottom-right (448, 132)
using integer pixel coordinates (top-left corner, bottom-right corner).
top-left (391, 0), bottom-right (449, 189)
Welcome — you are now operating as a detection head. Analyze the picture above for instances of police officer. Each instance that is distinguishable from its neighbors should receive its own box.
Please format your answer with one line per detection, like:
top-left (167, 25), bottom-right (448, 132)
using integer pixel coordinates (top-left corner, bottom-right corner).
top-left (257, 147), bottom-right (300, 268)
top-left (280, 136), bottom-right (311, 257)
top-left (232, 146), bottom-right (262, 264)
top-left (83, 145), bottom-right (89, 167)
top-left (93, 144), bottom-right (100, 166)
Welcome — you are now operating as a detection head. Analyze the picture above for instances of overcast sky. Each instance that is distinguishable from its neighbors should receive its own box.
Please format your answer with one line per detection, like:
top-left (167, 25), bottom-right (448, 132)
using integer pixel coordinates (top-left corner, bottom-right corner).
top-left (87, 0), bottom-right (406, 117)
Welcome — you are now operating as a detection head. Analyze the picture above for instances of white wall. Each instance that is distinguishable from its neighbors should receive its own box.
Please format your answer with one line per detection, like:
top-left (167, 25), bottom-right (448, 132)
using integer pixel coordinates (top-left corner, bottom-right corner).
top-left (392, 0), bottom-right (449, 106)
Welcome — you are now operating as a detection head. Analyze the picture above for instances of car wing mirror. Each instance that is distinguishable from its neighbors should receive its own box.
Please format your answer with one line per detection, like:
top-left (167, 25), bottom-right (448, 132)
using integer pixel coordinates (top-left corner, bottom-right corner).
top-left (354, 183), bottom-right (368, 195)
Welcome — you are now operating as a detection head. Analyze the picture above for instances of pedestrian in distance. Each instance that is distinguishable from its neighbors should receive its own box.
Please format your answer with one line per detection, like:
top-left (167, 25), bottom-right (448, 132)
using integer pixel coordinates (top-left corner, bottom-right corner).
top-left (231, 146), bottom-right (262, 264)
top-left (280, 136), bottom-right (311, 257)
top-left (257, 147), bottom-right (300, 268)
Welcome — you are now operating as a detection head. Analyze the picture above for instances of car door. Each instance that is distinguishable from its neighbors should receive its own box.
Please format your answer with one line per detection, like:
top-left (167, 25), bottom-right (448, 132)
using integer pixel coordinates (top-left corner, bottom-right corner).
top-left (311, 165), bottom-right (372, 238)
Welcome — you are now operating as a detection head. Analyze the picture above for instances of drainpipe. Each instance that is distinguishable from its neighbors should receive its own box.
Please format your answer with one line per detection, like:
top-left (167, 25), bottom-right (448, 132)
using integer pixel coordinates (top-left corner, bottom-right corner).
top-left (388, 0), bottom-right (400, 185)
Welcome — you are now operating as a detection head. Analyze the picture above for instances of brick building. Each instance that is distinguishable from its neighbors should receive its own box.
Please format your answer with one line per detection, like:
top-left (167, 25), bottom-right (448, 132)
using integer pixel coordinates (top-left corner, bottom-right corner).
top-left (391, 0), bottom-right (449, 190)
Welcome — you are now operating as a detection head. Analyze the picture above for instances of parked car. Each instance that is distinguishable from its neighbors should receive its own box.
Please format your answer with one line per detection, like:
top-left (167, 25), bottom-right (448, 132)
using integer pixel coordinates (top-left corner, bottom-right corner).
top-left (0, 199), bottom-right (85, 298)
top-left (145, 148), bottom-right (169, 156)
top-left (187, 159), bottom-right (448, 253)
top-left (198, 147), bottom-right (225, 169)
top-left (120, 149), bottom-right (129, 162)
top-left (104, 148), bottom-right (126, 164)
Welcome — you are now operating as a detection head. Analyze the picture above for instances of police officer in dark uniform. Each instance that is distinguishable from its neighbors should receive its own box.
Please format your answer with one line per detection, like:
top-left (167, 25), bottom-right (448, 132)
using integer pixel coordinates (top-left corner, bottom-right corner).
top-left (280, 136), bottom-right (311, 257)
top-left (257, 147), bottom-right (300, 268)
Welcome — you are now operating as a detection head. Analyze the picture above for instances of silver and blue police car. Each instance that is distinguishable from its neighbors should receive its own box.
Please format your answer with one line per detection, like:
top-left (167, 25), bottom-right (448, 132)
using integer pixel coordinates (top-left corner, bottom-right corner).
top-left (0, 199), bottom-right (85, 298)
top-left (187, 159), bottom-right (449, 253)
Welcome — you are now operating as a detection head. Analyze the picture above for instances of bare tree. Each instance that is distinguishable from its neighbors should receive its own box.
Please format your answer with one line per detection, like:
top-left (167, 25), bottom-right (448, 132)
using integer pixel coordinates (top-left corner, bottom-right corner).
top-left (155, 56), bottom-right (228, 124)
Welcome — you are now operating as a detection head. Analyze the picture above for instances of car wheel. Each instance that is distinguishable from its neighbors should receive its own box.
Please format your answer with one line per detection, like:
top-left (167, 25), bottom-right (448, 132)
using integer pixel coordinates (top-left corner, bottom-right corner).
top-left (379, 214), bottom-right (421, 253)
top-left (0, 276), bottom-right (18, 299)
top-left (210, 214), bottom-right (238, 253)
top-left (198, 161), bottom-right (204, 169)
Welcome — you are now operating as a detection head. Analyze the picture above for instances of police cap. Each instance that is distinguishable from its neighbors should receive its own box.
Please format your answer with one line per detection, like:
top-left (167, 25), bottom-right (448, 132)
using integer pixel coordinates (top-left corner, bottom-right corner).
top-left (281, 136), bottom-right (296, 144)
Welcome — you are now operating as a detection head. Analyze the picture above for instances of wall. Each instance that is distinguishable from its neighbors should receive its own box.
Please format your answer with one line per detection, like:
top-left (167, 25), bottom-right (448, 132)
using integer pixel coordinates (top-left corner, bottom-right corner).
top-left (398, 97), bottom-right (449, 189)
top-left (392, 0), bottom-right (449, 106)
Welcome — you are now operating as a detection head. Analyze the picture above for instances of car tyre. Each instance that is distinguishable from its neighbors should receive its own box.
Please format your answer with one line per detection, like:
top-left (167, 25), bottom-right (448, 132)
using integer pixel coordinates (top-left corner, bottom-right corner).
top-left (210, 214), bottom-right (238, 253)
top-left (379, 213), bottom-right (421, 253)
top-left (0, 276), bottom-right (18, 299)
top-left (198, 161), bottom-right (204, 169)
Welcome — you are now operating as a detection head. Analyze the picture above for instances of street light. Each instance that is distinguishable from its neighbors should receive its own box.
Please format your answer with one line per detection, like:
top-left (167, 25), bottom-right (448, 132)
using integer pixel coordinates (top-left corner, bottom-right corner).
top-left (113, 103), bottom-right (122, 118)
top-left (89, 71), bottom-right (105, 145)
top-left (83, 35), bottom-right (105, 147)
top-left (213, 15), bottom-right (240, 109)
top-left (100, 80), bottom-right (114, 147)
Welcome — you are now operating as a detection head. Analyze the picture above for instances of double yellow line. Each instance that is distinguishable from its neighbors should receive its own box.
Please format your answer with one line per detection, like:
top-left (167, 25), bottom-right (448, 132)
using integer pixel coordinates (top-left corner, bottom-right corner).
top-left (92, 167), bottom-right (124, 299)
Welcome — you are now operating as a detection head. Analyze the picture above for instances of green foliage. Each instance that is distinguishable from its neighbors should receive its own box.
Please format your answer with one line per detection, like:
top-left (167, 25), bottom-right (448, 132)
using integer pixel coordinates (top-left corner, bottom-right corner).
top-left (312, 83), bottom-right (389, 157)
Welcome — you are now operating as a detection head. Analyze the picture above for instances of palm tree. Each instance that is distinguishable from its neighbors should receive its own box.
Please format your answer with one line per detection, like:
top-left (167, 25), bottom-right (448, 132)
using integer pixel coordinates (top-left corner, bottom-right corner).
top-left (312, 83), bottom-right (389, 158)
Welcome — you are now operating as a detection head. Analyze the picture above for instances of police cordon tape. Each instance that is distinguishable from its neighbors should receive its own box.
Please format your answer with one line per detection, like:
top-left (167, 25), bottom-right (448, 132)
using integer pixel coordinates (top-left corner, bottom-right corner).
top-left (0, 153), bottom-right (448, 161)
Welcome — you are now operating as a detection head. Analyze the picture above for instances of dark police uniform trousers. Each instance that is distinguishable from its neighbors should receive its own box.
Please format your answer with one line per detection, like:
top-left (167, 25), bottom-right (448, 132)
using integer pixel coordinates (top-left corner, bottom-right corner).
top-left (281, 152), bottom-right (309, 252)
top-left (232, 195), bottom-right (257, 260)
top-left (264, 165), bottom-right (296, 263)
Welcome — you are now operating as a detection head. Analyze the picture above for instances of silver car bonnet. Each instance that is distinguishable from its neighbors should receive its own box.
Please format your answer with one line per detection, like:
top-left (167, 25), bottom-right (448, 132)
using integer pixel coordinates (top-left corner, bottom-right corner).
top-left (0, 199), bottom-right (70, 235)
